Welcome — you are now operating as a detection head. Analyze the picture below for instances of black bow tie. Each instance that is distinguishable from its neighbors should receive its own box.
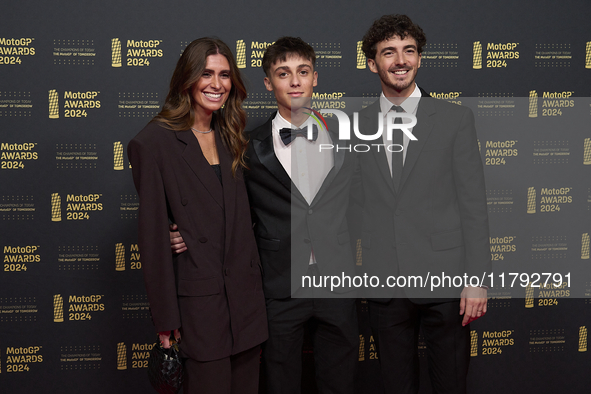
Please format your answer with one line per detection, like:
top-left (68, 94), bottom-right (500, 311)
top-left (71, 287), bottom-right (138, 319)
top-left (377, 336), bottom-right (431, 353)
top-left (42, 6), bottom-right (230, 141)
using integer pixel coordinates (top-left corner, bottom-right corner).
top-left (279, 126), bottom-right (318, 146)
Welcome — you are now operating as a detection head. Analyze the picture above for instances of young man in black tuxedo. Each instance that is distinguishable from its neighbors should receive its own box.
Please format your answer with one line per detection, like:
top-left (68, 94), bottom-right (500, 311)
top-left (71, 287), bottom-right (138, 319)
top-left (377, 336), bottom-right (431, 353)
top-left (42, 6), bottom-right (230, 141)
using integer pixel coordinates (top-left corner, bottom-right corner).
top-left (355, 14), bottom-right (491, 394)
top-left (172, 37), bottom-right (359, 394)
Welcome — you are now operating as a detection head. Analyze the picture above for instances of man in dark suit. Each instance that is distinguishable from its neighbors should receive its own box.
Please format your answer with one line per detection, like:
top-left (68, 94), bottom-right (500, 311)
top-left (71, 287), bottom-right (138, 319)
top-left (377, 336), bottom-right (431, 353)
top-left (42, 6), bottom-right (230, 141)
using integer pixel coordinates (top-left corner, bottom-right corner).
top-left (171, 37), bottom-right (359, 394)
top-left (247, 37), bottom-right (359, 394)
top-left (355, 15), bottom-right (491, 393)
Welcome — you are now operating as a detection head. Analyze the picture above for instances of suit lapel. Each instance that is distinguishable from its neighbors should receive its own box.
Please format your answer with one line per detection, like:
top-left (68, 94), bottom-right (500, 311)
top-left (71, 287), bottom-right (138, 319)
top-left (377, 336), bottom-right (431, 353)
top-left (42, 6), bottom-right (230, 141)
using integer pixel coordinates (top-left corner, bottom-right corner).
top-left (176, 130), bottom-right (223, 209)
top-left (309, 124), bottom-right (345, 206)
top-left (362, 100), bottom-right (397, 195)
top-left (252, 114), bottom-right (307, 204)
top-left (358, 89), bottom-right (436, 200)
top-left (399, 95), bottom-right (436, 191)
top-left (217, 129), bottom-right (236, 259)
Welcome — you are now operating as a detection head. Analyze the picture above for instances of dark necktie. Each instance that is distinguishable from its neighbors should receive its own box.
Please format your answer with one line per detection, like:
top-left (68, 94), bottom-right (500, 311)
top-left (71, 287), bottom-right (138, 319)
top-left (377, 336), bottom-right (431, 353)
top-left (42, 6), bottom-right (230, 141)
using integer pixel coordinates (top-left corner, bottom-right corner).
top-left (391, 105), bottom-right (404, 192)
top-left (279, 125), bottom-right (318, 146)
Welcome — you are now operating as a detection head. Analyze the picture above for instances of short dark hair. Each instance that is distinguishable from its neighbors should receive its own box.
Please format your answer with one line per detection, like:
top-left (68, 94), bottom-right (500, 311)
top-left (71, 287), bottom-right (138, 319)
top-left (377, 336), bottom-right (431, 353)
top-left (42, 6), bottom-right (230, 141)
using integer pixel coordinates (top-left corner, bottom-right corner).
top-left (262, 37), bottom-right (316, 77)
top-left (362, 14), bottom-right (427, 60)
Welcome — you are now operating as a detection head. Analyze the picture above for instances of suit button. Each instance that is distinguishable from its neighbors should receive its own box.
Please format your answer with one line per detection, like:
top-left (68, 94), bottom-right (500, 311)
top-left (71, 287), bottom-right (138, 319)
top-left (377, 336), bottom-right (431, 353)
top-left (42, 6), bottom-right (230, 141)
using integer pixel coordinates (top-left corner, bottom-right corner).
top-left (181, 198), bottom-right (188, 206)
top-left (199, 237), bottom-right (207, 243)
top-left (304, 239), bottom-right (311, 244)
top-left (308, 209), bottom-right (313, 215)
top-left (224, 268), bottom-right (230, 276)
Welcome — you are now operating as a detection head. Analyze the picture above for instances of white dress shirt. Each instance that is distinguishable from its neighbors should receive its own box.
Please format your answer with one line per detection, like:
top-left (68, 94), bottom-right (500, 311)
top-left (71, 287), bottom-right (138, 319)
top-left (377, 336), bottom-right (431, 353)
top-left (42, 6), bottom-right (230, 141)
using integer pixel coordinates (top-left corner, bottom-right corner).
top-left (271, 111), bottom-right (334, 204)
top-left (380, 83), bottom-right (421, 173)
top-left (271, 111), bottom-right (334, 265)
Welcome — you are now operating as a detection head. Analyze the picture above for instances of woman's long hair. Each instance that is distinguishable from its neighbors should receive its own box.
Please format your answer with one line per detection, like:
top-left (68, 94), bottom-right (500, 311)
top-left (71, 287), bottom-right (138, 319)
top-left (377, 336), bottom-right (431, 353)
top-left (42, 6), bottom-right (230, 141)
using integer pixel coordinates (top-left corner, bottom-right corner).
top-left (153, 38), bottom-right (248, 176)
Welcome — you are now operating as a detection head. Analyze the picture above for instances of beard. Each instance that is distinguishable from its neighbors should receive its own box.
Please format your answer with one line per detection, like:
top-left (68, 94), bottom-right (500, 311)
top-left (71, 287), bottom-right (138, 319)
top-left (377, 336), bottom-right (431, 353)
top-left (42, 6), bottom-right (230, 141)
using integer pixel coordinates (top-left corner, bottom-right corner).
top-left (377, 65), bottom-right (416, 94)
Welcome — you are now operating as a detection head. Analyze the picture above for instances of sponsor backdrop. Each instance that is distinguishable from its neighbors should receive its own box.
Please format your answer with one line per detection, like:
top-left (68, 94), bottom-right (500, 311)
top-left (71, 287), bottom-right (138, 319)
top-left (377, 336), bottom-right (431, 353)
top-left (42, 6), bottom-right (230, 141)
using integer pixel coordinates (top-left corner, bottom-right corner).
top-left (2, 0), bottom-right (590, 393)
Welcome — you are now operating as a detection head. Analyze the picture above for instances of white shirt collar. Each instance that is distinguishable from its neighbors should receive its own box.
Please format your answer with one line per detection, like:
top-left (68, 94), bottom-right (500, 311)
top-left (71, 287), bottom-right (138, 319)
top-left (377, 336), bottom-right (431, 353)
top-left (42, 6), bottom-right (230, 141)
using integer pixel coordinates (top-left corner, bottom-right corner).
top-left (379, 83), bottom-right (421, 115)
top-left (273, 111), bottom-right (314, 133)
top-left (273, 111), bottom-right (292, 132)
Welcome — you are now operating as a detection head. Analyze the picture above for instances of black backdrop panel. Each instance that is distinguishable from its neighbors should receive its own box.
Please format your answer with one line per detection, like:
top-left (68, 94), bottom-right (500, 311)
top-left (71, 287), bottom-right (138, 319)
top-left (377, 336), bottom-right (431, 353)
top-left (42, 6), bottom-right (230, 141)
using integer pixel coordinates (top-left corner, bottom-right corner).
top-left (2, 1), bottom-right (590, 393)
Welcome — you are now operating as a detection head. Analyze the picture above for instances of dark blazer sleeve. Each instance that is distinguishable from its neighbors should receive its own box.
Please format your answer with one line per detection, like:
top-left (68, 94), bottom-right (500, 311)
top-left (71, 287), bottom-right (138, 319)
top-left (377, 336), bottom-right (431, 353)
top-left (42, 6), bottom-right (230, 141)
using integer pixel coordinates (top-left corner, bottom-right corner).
top-left (451, 105), bottom-right (491, 280)
top-left (128, 122), bottom-right (267, 361)
top-left (128, 136), bottom-right (181, 333)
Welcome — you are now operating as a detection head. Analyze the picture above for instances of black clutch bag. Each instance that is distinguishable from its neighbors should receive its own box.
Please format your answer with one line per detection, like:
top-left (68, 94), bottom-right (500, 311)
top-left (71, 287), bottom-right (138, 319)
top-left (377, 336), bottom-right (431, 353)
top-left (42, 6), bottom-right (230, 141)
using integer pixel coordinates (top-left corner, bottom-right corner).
top-left (147, 336), bottom-right (184, 394)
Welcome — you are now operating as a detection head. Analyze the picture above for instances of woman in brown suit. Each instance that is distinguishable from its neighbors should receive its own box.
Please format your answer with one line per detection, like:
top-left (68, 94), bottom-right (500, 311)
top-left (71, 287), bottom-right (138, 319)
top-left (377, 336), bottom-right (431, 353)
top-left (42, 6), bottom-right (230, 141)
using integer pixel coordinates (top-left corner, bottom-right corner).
top-left (127, 38), bottom-right (267, 394)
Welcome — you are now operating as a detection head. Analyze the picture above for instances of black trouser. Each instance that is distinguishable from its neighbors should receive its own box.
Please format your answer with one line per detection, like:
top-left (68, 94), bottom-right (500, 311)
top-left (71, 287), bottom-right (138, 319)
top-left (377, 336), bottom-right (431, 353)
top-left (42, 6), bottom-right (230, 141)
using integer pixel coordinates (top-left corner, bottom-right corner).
top-left (262, 296), bottom-right (359, 394)
top-left (369, 295), bottom-right (470, 394)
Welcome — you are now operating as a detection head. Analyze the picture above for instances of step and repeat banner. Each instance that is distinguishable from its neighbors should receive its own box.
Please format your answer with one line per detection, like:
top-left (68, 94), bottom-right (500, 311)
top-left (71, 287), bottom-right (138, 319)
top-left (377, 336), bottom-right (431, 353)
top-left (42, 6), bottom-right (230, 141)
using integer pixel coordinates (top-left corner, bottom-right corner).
top-left (2, 1), bottom-right (590, 393)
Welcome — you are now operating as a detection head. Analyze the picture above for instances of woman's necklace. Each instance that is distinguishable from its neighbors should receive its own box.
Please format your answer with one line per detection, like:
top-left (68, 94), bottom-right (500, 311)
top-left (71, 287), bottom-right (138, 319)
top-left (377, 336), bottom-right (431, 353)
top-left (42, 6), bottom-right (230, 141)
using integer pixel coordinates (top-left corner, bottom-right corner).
top-left (191, 127), bottom-right (212, 134)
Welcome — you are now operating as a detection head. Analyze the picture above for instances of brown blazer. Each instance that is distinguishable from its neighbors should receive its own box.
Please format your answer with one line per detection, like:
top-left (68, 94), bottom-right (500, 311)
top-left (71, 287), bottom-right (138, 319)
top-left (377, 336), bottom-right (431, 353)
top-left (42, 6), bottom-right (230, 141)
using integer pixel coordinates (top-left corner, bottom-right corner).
top-left (128, 120), bottom-right (268, 361)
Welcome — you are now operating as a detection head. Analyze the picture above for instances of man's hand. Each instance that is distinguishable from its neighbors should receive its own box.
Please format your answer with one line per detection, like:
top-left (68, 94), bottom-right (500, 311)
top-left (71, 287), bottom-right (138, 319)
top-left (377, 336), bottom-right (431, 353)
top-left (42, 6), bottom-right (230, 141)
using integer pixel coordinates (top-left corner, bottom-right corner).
top-left (158, 328), bottom-right (181, 349)
top-left (169, 224), bottom-right (187, 253)
top-left (459, 286), bottom-right (487, 326)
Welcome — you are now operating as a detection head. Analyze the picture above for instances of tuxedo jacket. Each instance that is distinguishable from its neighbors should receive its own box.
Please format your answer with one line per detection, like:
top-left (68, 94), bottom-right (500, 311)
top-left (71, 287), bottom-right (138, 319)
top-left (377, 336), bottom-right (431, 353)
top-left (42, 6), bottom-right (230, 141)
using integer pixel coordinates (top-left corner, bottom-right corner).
top-left (128, 120), bottom-right (267, 361)
top-left (355, 88), bottom-right (491, 300)
top-left (245, 114), bottom-right (357, 299)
